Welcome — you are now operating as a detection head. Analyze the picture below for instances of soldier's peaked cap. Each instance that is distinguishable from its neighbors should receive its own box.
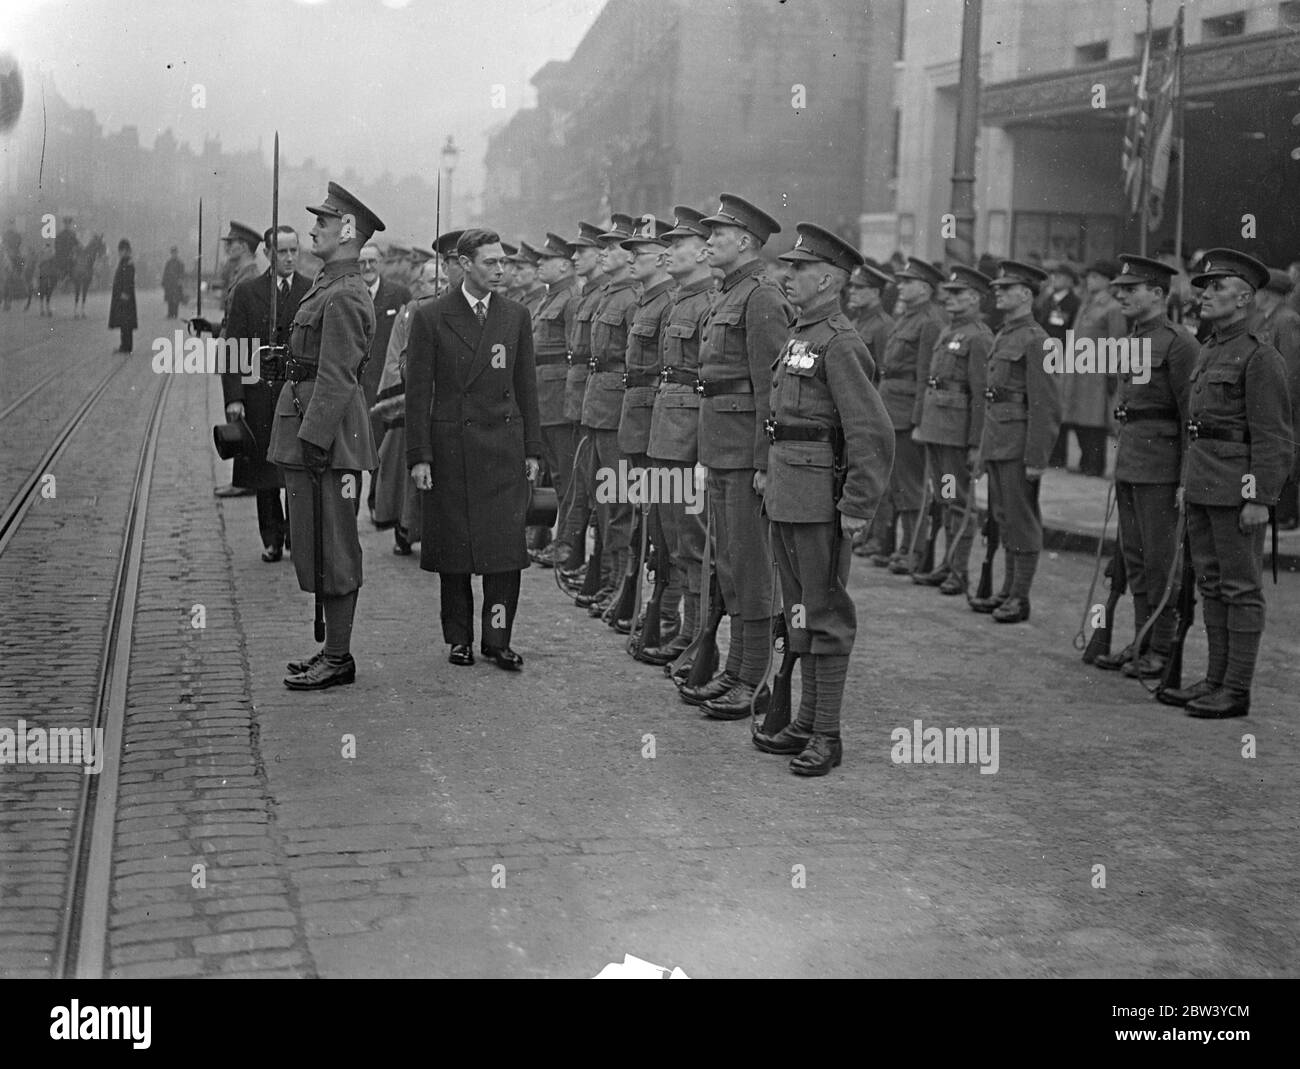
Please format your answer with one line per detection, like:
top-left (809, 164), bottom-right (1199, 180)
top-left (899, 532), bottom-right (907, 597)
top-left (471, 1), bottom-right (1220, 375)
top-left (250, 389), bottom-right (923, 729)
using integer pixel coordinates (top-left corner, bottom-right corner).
top-left (850, 263), bottom-right (893, 289)
top-left (541, 233), bottom-right (575, 258)
top-left (702, 193), bottom-right (782, 242)
top-left (990, 259), bottom-right (1049, 292)
top-left (432, 230), bottom-right (464, 257)
top-left (306, 182), bottom-right (386, 238)
top-left (1190, 247), bottom-right (1269, 291)
top-left (1109, 254), bottom-right (1175, 287)
top-left (620, 214), bottom-right (674, 250)
top-left (222, 221), bottom-right (261, 250)
top-left (599, 213), bottom-right (637, 243)
top-left (663, 206), bottom-right (710, 240)
top-left (940, 264), bottom-right (994, 295)
top-left (569, 220), bottom-right (606, 248)
top-left (894, 256), bottom-right (945, 288)
top-left (778, 222), bottom-right (863, 275)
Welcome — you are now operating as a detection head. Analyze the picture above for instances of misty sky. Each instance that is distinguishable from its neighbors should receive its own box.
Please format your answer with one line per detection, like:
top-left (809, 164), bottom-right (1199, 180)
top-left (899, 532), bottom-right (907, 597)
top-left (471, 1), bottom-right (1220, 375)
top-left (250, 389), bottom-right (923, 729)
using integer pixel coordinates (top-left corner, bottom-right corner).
top-left (4, 0), bottom-right (608, 203)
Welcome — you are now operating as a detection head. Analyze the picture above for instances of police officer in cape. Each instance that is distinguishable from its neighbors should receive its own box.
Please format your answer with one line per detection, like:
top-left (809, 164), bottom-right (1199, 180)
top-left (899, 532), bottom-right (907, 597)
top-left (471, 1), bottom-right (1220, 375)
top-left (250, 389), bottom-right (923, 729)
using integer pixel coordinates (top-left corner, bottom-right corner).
top-left (1158, 249), bottom-right (1293, 718)
top-left (970, 260), bottom-right (1061, 622)
top-left (270, 182), bottom-right (386, 690)
top-left (910, 264), bottom-right (995, 595)
top-left (752, 223), bottom-right (894, 776)
top-left (1095, 254), bottom-right (1198, 678)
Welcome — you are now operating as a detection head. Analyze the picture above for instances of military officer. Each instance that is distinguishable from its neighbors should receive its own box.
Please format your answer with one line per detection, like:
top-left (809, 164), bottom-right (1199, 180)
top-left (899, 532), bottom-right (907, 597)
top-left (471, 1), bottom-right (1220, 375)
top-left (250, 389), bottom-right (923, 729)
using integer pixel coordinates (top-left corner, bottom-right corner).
top-left (530, 232), bottom-right (581, 566)
top-left (970, 260), bottom-right (1061, 623)
top-left (1093, 254), bottom-right (1198, 677)
top-left (616, 214), bottom-right (677, 636)
top-left (1158, 249), bottom-right (1293, 718)
top-left (269, 182), bottom-right (385, 689)
top-left (561, 221), bottom-right (613, 590)
top-left (682, 194), bottom-right (794, 719)
top-left (876, 257), bottom-right (946, 574)
top-left (641, 207), bottom-right (714, 665)
top-left (752, 223), bottom-right (894, 775)
top-left (911, 265), bottom-right (994, 595)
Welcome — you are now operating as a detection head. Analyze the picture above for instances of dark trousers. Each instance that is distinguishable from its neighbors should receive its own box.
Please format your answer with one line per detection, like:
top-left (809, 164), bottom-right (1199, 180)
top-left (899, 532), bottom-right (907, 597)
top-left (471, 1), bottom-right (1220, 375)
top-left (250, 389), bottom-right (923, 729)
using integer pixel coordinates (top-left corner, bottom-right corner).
top-left (119, 327), bottom-right (133, 352)
top-left (257, 488), bottom-right (288, 551)
top-left (439, 570), bottom-right (521, 648)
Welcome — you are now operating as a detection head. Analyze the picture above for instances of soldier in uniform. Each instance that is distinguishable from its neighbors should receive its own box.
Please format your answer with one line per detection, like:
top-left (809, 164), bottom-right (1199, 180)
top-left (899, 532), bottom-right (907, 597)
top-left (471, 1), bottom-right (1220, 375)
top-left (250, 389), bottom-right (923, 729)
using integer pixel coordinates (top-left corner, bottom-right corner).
top-left (560, 222), bottom-right (612, 589)
top-left (682, 194), bottom-right (794, 718)
top-left (270, 182), bottom-right (385, 690)
top-left (616, 215), bottom-right (677, 635)
top-left (752, 223), bottom-right (894, 775)
top-left (911, 265), bottom-right (994, 595)
top-left (641, 207), bottom-right (714, 665)
top-left (221, 224), bottom-right (312, 562)
top-left (969, 260), bottom-right (1060, 622)
top-left (530, 233), bottom-right (581, 566)
top-left (1092, 255), bottom-right (1197, 677)
top-left (875, 258), bottom-right (946, 575)
top-left (1158, 250), bottom-right (1293, 718)
top-left (580, 213), bottom-right (640, 617)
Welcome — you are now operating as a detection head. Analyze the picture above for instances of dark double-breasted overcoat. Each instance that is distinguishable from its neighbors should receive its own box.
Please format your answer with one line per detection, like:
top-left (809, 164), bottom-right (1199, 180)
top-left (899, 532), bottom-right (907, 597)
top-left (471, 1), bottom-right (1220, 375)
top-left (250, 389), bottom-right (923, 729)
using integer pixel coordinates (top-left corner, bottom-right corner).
top-left (405, 288), bottom-right (543, 575)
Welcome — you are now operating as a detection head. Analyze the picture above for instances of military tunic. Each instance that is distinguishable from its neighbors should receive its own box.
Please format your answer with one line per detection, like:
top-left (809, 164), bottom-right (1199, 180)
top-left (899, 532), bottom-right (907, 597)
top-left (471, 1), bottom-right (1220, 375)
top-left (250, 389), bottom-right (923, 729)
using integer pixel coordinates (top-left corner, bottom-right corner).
top-left (766, 295), bottom-right (893, 670)
top-left (268, 258), bottom-right (377, 596)
top-left (1183, 316), bottom-right (1292, 635)
top-left (978, 311), bottom-right (1060, 553)
top-left (879, 302), bottom-right (945, 513)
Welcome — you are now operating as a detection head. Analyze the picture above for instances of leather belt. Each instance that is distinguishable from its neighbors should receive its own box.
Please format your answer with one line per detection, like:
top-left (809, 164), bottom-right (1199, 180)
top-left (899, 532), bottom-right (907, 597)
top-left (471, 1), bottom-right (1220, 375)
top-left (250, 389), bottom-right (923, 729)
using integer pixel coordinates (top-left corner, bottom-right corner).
top-left (1186, 419), bottom-right (1250, 444)
top-left (927, 377), bottom-right (970, 394)
top-left (697, 377), bottom-right (754, 398)
top-left (882, 368), bottom-right (915, 381)
top-left (1115, 404), bottom-right (1178, 424)
top-left (764, 418), bottom-right (835, 444)
top-left (623, 370), bottom-right (660, 388)
top-left (285, 358), bottom-right (317, 382)
top-left (984, 386), bottom-right (1026, 404)
top-left (660, 366), bottom-right (699, 387)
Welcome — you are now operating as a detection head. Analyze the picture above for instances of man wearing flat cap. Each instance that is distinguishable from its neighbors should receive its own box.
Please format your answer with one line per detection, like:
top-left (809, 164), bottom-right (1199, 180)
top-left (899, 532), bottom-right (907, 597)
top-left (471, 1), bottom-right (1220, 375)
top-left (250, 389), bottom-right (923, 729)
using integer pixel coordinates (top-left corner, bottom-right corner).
top-left (681, 193), bottom-right (794, 719)
top-left (970, 260), bottom-right (1060, 623)
top-left (911, 265), bottom-right (995, 595)
top-left (1250, 268), bottom-right (1300, 529)
top-left (752, 222), bottom-right (893, 775)
top-left (876, 256), bottom-right (946, 576)
top-left (1094, 254), bottom-right (1198, 679)
top-left (1158, 249), bottom-right (1292, 718)
top-left (529, 232), bottom-right (581, 567)
top-left (270, 182), bottom-right (385, 689)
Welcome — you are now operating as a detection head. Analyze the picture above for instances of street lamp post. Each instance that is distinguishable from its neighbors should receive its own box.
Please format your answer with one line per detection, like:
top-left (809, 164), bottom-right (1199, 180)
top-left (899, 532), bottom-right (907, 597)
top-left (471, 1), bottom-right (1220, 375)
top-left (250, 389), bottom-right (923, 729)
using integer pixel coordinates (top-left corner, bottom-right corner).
top-left (440, 135), bottom-right (460, 232)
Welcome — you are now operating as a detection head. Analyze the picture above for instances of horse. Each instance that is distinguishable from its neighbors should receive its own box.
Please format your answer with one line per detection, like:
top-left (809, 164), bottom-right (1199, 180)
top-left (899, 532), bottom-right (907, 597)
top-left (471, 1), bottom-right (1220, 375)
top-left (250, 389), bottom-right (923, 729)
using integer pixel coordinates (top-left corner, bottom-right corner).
top-left (69, 233), bottom-right (104, 318)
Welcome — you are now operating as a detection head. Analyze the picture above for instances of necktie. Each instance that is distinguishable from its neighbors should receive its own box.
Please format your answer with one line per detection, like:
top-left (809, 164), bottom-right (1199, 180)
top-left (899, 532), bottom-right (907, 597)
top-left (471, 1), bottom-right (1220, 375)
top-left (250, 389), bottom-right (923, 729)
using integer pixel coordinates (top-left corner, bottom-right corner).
top-left (474, 300), bottom-right (486, 325)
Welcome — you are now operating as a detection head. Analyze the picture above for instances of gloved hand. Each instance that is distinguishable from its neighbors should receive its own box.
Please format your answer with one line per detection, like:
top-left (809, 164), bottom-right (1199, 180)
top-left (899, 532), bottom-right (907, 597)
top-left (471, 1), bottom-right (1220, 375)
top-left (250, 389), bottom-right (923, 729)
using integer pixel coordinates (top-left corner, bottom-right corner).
top-left (302, 441), bottom-right (330, 476)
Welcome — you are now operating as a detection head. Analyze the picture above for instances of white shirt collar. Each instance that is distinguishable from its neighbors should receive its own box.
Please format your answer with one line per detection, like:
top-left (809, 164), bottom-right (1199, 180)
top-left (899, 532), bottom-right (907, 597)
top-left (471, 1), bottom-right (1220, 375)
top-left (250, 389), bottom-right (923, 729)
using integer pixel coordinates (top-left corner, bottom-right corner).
top-left (463, 282), bottom-right (491, 312)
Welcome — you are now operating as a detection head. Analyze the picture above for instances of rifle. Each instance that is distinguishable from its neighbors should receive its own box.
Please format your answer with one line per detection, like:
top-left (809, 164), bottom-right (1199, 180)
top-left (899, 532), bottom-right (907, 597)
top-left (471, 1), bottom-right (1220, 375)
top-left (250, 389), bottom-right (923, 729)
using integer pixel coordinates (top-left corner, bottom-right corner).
top-left (1082, 547), bottom-right (1127, 664)
top-left (1156, 537), bottom-right (1196, 695)
top-left (972, 510), bottom-right (999, 602)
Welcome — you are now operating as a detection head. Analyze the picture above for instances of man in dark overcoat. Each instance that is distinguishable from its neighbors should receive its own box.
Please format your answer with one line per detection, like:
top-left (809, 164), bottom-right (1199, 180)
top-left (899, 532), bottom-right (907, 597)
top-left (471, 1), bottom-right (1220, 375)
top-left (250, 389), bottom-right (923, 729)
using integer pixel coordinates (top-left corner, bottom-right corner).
top-left (406, 228), bottom-right (543, 670)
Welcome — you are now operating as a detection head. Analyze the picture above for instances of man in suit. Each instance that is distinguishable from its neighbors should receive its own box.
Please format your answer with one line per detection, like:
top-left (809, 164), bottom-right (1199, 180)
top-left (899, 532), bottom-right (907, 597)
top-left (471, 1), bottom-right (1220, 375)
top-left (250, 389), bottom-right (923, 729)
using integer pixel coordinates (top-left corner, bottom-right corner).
top-left (221, 224), bottom-right (312, 561)
top-left (269, 182), bottom-right (385, 691)
top-left (406, 228), bottom-right (543, 670)
top-left (359, 241), bottom-right (411, 518)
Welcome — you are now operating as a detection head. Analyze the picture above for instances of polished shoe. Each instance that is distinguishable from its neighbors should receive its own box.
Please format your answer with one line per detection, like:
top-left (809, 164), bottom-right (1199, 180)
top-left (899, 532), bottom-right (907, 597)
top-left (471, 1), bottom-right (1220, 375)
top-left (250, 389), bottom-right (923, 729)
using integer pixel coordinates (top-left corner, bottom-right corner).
top-left (286, 649), bottom-right (325, 675)
top-left (261, 544), bottom-right (283, 563)
top-left (701, 681), bottom-right (758, 720)
top-left (1123, 651), bottom-right (1167, 679)
top-left (1155, 677), bottom-right (1218, 708)
top-left (680, 671), bottom-right (738, 707)
top-left (1093, 643), bottom-right (1137, 671)
top-left (992, 596), bottom-right (1030, 623)
top-left (481, 645), bottom-right (524, 671)
top-left (938, 572), bottom-right (968, 596)
top-left (911, 565), bottom-right (950, 587)
top-left (753, 722), bottom-right (814, 754)
top-left (449, 644), bottom-right (475, 666)
top-left (284, 654), bottom-right (356, 690)
top-left (968, 592), bottom-right (1008, 613)
top-left (1186, 686), bottom-right (1250, 718)
top-left (214, 484), bottom-right (255, 498)
top-left (789, 733), bottom-right (843, 776)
